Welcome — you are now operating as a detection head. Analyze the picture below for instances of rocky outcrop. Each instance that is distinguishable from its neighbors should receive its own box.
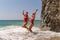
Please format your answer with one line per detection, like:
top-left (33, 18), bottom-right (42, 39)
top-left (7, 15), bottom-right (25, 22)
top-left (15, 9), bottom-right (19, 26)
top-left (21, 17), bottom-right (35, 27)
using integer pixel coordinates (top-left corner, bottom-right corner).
top-left (41, 0), bottom-right (60, 32)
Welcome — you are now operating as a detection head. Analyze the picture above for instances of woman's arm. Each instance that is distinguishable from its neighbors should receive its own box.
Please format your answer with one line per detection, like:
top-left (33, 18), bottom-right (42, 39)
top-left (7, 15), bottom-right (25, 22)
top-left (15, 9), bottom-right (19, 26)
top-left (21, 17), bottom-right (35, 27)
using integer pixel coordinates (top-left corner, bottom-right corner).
top-left (22, 10), bottom-right (25, 16)
top-left (34, 9), bottom-right (38, 19)
top-left (34, 9), bottom-right (38, 14)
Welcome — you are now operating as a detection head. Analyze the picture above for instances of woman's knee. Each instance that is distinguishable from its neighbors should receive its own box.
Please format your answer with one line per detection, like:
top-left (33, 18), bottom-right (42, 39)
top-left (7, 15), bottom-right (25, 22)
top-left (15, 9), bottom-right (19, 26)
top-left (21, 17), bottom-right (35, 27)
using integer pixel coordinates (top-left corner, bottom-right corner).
top-left (31, 23), bottom-right (34, 26)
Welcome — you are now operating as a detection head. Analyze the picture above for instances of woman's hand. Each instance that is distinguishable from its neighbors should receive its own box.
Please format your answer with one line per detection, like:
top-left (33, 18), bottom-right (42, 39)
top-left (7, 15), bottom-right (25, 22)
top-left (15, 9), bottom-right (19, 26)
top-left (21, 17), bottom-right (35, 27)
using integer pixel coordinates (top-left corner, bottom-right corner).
top-left (22, 10), bottom-right (25, 16)
top-left (36, 9), bottom-right (38, 12)
top-left (34, 9), bottom-right (38, 14)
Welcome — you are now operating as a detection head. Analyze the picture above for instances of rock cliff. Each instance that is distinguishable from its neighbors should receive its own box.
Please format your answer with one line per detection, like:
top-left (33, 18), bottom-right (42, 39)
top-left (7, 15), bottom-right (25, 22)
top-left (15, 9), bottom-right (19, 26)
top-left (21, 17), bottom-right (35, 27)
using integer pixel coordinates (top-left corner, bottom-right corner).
top-left (41, 0), bottom-right (60, 32)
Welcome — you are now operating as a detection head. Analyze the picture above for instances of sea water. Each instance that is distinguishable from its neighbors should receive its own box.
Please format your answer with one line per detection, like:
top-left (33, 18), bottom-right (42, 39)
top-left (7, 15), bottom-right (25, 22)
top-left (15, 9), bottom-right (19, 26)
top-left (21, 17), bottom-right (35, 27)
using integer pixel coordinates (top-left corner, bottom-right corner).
top-left (0, 20), bottom-right (40, 30)
top-left (0, 20), bottom-right (40, 26)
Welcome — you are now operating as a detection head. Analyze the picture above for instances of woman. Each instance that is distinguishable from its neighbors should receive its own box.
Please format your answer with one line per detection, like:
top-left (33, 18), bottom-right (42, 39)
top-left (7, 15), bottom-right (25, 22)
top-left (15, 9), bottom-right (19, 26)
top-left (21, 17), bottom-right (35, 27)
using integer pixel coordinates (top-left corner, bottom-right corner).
top-left (28, 9), bottom-right (38, 32)
top-left (22, 10), bottom-right (29, 29)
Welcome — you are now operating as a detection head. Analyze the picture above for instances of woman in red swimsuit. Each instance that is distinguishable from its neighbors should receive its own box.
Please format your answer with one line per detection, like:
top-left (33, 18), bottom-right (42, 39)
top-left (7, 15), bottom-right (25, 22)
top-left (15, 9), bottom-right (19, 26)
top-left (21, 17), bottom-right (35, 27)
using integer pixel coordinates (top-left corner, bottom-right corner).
top-left (28, 9), bottom-right (38, 32)
top-left (22, 10), bottom-right (28, 29)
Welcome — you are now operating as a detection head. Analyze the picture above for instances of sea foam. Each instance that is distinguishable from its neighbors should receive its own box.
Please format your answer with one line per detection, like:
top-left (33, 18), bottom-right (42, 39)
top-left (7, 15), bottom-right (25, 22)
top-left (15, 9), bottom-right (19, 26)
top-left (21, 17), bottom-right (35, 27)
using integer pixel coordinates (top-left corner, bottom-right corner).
top-left (0, 26), bottom-right (60, 40)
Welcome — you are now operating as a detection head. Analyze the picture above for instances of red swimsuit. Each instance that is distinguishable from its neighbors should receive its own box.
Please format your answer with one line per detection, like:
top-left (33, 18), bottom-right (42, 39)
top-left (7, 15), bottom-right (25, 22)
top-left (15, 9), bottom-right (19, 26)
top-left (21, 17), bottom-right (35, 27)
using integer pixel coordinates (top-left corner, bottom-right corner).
top-left (30, 13), bottom-right (35, 24)
top-left (24, 15), bottom-right (28, 22)
top-left (30, 18), bottom-right (34, 24)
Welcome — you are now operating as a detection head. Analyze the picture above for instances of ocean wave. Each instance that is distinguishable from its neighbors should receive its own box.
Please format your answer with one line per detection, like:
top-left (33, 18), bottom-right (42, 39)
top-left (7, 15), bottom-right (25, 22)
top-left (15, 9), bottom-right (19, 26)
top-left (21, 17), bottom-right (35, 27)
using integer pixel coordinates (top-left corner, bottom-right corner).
top-left (0, 26), bottom-right (20, 31)
top-left (0, 25), bottom-right (38, 31)
top-left (0, 26), bottom-right (60, 40)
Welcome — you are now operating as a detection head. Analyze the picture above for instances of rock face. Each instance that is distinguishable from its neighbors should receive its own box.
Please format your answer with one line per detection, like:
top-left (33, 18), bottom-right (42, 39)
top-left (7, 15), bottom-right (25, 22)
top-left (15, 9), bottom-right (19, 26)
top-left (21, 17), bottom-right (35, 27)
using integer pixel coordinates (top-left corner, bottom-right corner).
top-left (41, 0), bottom-right (60, 32)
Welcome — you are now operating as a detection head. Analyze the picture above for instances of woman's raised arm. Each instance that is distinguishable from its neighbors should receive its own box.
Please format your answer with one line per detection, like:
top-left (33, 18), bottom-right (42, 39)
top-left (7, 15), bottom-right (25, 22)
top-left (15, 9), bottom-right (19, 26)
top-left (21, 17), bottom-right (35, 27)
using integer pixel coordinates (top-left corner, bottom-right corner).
top-left (22, 10), bottom-right (25, 16)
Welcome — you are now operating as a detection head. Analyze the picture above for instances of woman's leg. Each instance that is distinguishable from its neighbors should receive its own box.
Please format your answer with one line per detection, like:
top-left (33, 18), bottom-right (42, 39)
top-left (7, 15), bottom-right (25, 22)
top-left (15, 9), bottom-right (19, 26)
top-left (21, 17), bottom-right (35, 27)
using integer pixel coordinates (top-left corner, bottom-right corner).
top-left (28, 24), bottom-right (34, 32)
top-left (22, 22), bottom-right (28, 29)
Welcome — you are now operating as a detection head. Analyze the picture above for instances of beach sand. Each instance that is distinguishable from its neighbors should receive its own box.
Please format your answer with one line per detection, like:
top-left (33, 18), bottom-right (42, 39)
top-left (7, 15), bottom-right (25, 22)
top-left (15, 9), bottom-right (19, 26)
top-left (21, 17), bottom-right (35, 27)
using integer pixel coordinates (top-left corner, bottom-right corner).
top-left (0, 27), bottom-right (60, 40)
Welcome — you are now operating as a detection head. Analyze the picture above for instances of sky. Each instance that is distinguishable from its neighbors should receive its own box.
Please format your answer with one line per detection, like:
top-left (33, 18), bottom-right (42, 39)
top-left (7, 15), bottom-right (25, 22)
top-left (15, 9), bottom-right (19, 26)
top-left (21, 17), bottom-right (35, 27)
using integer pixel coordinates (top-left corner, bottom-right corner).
top-left (0, 0), bottom-right (42, 20)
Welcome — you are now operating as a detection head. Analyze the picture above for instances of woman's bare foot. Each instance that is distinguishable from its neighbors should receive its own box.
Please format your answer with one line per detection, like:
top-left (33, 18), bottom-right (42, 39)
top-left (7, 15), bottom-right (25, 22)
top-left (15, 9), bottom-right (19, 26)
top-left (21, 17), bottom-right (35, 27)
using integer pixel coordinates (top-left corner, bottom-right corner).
top-left (27, 29), bottom-right (32, 32)
top-left (22, 26), bottom-right (26, 28)
top-left (29, 29), bottom-right (32, 32)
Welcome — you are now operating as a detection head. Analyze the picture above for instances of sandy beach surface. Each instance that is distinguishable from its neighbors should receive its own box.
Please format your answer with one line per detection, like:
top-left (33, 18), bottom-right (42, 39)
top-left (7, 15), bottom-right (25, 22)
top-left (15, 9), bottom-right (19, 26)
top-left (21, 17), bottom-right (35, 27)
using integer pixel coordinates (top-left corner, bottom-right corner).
top-left (0, 26), bottom-right (60, 40)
